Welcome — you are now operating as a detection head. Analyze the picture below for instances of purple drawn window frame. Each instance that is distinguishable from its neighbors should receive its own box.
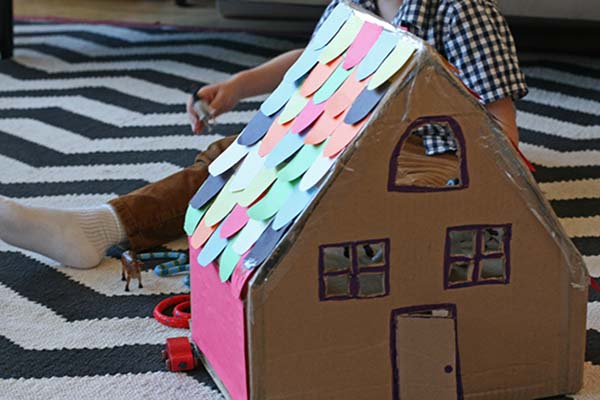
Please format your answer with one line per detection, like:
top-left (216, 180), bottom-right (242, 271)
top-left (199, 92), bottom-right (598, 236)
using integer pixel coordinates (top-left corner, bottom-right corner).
top-left (318, 238), bottom-right (391, 301)
top-left (387, 116), bottom-right (470, 193)
top-left (443, 224), bottom-right (512, 289)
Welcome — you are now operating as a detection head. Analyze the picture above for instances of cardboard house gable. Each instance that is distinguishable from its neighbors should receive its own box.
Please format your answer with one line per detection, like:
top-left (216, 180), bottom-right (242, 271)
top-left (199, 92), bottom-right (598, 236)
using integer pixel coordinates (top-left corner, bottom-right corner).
top-left (183, 3), bottom-right (588, 399)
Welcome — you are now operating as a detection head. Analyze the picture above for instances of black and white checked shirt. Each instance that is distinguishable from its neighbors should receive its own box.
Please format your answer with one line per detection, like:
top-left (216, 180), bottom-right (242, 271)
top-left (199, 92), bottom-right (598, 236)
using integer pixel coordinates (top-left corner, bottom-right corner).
top-left (313, 0), bottom-right (528, 155)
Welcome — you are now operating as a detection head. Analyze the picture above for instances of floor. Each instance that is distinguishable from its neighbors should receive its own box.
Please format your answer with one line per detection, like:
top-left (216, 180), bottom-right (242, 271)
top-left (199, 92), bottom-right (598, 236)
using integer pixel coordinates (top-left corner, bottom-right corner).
top-left (14, 0), bottom-right (317, 33)
top-left (3, 4), bottom-right (598, 399)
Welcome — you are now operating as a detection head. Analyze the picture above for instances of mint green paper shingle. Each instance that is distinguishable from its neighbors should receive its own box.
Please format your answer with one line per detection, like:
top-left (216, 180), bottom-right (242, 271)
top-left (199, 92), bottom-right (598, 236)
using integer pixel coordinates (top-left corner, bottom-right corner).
top-left (184, 204), bottom-right (206, 236)
top-left (238, 168), bottom-right (277, 207)
top-left (247, 178), bottom-right (295, 221)
top-left (367, 38), bottom-right (416, 90)
top-left (204, 179), bottom-right (239, 227)
top-left (219, 242), bottom-right (242, 282)
top-left (278, 89), bottom-right (310, 125)
top-left (319, 14), bottom-right (363, 64)
top-left (313, 64), bottom-right (354, 104)
top-left (277, 142), bottom-right (325, 182)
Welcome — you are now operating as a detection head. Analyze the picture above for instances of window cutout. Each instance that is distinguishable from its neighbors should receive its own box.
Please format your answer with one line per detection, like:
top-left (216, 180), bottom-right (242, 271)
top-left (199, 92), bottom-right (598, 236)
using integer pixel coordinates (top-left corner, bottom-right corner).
top-left (432, 309), bottom-right (450, 318)
top-left (483, 227), bottom-right (505, 253)
top-left (449, 230), bottom-right (475, 257)
top-left (448, 262), bottom-right (473, 284)
top-left (444, 224), bottom-right (511, 289)
top-left (388, 117), bottom-right (469, 192)
top-left (400, 309), bottom-right (452, 318)
top-left (480, 257), bottom-right (505, 280)
top-left (319, 239), bottom-right (390, 301)
top-left (357, 242), bottom-right (386, 267)
top-left (357, 272), bottom-right (386, 297)
top-left (394, 133), bottom-right (460, 187)
top-left (322, 246), bottom-right (352, 273)
top-left (324, 274), bottom-right (351, 297)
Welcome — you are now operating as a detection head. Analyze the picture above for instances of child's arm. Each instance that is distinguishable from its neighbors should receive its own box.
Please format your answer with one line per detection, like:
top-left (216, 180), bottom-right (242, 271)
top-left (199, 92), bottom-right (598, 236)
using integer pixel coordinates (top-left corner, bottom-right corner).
top-left (441, 1), bottom-right (527, 147)
top-left (188, 49), bottom-right (304, 134)
top-left (235, 48), bottom-right (304, 100)
top-left (485, 98), bottom-right (519, 145)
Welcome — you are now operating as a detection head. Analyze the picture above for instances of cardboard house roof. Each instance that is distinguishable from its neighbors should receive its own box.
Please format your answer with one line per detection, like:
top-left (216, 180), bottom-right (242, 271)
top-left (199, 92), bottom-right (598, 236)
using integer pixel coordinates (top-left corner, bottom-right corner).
top-left (184, 1), bottom-right (587, 293)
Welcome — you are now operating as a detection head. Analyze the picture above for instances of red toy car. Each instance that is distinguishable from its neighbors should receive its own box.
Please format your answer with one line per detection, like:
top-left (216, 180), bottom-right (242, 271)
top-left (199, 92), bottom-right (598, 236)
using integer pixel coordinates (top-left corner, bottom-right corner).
top-left (162, 337), bottom-right (198, 372)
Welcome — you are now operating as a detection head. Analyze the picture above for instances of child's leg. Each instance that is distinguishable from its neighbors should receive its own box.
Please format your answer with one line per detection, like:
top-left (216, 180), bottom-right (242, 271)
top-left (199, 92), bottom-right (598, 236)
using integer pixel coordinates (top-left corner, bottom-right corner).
top-left (0, 136), bottom-right (236, 268)
top-left (0, 199), bottom-right (125, 268)
top-left (109, 135), bottom-right (235, 251)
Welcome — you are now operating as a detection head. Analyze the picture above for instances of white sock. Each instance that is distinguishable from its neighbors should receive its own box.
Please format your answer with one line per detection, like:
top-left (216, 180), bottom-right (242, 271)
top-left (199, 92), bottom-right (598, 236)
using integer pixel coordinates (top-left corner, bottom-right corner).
top-left (0, 197), bottom-right (126, 268)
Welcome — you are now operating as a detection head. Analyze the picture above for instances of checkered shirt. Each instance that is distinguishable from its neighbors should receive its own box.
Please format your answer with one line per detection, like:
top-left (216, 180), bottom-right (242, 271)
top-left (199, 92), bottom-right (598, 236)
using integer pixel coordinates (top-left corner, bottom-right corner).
top-left (313, 0), bottom-right (528, 155)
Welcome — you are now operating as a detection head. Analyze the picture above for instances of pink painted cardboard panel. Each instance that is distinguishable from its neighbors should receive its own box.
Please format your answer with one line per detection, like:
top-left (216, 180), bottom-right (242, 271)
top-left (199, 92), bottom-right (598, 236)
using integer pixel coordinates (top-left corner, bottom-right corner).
top-left (189, 241), bottom-right (248, 400)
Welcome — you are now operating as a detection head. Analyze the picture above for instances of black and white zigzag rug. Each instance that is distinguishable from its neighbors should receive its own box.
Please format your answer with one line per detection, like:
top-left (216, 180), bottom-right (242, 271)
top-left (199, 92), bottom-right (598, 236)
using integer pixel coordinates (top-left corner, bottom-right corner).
top-left (0, 20), bottom-right (598, 400)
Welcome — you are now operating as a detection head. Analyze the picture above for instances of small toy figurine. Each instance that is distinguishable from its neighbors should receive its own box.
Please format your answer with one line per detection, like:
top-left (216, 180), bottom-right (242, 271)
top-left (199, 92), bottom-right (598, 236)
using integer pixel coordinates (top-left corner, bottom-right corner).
top-left (121, 250), bottom-right (143, 292)
top-left (191, 84), bottom-right (213, 133)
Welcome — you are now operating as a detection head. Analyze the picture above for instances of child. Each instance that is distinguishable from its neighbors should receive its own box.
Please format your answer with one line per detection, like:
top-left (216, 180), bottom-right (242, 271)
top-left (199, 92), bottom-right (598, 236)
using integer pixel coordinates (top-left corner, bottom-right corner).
top-left (0, 0), bottom-right (527, 268)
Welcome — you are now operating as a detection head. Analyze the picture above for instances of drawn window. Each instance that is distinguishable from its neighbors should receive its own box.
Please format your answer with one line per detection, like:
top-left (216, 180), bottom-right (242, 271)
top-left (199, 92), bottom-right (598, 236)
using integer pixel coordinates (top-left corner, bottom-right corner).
top-left (388, 117), bottom-right (469, 192)
top-left (319, 239), bottom-right (390, 301)
top-left (444, 225), bottom-right (511, 289)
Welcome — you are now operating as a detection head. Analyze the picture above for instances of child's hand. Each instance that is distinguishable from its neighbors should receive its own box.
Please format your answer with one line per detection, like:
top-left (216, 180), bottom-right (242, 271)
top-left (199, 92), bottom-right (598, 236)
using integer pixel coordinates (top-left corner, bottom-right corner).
top-left (187, 79), bottom-right (242, 134)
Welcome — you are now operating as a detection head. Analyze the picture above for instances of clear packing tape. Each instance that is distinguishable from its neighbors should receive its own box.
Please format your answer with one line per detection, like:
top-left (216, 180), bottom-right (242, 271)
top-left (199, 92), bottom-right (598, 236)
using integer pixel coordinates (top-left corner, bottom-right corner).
top-left (480, 108), bottom-right (589, 291)
top-left (187, 2), bottom-right (587, 397)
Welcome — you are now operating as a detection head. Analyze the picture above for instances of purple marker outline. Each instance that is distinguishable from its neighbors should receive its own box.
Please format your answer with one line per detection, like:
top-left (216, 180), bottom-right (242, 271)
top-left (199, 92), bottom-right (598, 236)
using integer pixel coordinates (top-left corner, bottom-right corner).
top-left (443, 224), bottom-right (512, 290)
top-left (390, 303), bottom-right (464, 400)
top-left (318, 238), bottom-right (390, 301)
top-left (387, 116), bottom-right (470, 193)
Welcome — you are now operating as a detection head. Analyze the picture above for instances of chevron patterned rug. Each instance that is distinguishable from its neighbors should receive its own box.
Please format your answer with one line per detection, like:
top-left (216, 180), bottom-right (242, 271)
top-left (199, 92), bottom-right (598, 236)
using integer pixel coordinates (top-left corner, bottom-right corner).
top-left (0, 20), bottom-right (598, 400)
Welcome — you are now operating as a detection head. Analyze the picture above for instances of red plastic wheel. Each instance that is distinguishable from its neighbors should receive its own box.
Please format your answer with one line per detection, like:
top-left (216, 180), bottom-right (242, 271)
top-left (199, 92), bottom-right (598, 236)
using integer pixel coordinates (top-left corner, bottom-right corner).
top-left (153, 295), bottom-right (191, 329)
top-left (174, 301), bottom-right (191, 319)
top-left (164, 337), bottom-right (197, 372)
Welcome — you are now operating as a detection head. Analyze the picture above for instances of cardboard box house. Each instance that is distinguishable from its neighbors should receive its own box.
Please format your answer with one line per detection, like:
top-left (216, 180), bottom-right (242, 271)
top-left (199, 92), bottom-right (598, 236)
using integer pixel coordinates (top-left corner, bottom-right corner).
top-left (183, 3), bottom-right (588, 399)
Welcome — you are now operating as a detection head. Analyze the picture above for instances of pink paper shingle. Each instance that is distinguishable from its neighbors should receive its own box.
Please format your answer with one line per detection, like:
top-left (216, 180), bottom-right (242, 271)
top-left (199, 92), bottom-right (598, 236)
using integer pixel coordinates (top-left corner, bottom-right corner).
top-left (343, 22), bottom-right (383, 69)
top-left (220, 205), bottom-right (250, 239)
top-left (291, 99), bottom-right (327, 134)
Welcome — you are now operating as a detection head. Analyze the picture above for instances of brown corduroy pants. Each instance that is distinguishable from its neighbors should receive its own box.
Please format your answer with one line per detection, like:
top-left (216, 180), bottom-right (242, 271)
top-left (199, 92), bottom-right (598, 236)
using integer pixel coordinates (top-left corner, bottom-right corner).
top-left (109, 135), bottom-right (237, 251)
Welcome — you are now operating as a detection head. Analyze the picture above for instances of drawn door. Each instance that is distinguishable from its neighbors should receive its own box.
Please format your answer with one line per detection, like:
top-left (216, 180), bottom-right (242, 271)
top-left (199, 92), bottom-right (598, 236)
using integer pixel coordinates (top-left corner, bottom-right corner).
top-left (391, 305), bottom-right (462, 400)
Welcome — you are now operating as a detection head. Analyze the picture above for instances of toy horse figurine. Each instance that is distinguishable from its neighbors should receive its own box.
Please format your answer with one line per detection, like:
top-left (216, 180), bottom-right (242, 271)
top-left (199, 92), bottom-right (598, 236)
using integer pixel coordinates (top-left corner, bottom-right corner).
top-left (121, 250), bottom-right (143, 292)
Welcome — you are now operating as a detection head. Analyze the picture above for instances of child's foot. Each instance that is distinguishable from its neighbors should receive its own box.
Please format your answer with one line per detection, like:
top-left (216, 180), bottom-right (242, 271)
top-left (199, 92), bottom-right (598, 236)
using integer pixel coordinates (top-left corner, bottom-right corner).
top-left (0, 196), bottom-right (126, 268)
